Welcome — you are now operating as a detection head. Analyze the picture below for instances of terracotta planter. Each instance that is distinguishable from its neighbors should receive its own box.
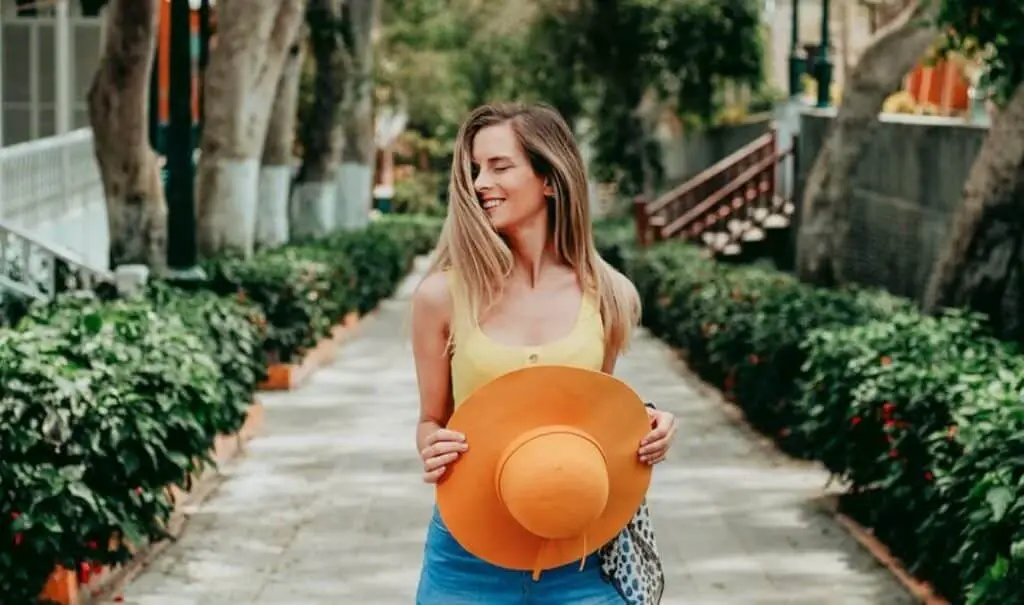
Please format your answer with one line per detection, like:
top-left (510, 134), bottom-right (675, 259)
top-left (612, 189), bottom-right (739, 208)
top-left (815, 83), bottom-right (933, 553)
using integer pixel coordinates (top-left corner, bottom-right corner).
top-left (39, 310), bottom-right (367, 602)
top-left (40, 567), bottom-right (80, 605)
top-left (39, 400), bottom-right (267, 604)
top-left (258, 312), bottom-right (362, 391)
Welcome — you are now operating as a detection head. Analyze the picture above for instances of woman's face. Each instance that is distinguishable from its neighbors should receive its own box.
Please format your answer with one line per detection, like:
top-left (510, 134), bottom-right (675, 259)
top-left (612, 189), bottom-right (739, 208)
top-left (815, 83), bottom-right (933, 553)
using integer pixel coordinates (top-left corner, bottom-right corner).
top-left (470, 122), bottom-right (552, 233)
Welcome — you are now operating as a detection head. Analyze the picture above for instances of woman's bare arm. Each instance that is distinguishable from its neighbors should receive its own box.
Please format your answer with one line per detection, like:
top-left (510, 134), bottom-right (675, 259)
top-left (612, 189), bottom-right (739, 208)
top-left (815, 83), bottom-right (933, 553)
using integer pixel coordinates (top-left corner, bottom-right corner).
top-left (411, 272), bottom-right (456, 451)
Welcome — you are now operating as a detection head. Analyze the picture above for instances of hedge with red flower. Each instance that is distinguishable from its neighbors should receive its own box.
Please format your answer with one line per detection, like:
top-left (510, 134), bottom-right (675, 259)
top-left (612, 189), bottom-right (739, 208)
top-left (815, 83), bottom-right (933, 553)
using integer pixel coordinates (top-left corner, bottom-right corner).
top-left (594, 225), bottom-right (1024, 605)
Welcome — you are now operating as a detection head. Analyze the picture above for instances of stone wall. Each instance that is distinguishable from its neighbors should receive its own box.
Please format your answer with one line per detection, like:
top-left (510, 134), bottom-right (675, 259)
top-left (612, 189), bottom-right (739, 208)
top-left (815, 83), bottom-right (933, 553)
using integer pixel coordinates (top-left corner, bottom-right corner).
top-left (795, 108), bottom-right (988, 301)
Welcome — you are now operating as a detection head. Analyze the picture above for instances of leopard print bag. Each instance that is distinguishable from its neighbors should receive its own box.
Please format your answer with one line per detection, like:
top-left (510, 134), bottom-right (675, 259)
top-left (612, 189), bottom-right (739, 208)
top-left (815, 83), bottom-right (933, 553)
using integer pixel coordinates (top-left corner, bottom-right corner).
top-left (598, 499), bottom-right (665, 604)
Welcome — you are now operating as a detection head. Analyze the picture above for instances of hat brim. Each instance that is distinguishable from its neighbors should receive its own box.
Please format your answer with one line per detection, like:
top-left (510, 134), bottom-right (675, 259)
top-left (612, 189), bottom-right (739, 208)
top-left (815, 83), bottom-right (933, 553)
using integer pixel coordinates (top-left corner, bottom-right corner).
top-left (436, 365), bottom-right (653, 572)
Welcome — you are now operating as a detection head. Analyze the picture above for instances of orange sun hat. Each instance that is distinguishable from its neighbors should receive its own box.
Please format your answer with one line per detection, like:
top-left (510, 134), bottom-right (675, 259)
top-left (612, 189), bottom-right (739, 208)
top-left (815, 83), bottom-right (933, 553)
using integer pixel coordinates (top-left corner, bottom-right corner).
top-left (435, 365), bottom-right (653, 580)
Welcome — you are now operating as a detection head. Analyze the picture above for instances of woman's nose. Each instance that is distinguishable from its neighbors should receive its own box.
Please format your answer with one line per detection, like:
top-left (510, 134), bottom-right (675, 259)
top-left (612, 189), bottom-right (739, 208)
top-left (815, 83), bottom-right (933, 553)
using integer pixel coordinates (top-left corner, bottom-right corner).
top-left (474, 169), bottom-right (493, 192)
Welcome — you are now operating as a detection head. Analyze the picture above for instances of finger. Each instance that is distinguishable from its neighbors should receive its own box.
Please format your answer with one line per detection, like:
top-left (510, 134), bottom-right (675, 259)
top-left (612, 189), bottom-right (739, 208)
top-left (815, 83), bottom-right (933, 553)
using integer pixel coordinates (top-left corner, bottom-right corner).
top-left (638, 437), bottom-right (669, 457)
top-left (426, 429), bottom-right (466, 445)
top-left (640, 427), bottom-right (669, 447)
top-left (422, 466), bottom-right (447, 483)
top-left (421, 440), bottom-right (468, 460)
top-left (423, 451), bottom-right (460, 472)
top-left (646, 453), bottom-right (666, 465)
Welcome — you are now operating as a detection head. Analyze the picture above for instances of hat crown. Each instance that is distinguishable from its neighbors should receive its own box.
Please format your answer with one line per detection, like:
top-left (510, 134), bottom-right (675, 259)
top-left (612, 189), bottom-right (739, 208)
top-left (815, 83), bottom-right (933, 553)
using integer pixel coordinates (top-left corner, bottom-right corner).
top-left (496, 426), bottom-right (610, 540)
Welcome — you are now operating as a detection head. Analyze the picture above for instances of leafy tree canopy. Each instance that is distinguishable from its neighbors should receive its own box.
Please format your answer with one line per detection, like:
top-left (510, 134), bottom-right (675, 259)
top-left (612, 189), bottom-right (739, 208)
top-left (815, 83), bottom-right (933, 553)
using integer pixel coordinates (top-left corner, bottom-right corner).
top-left (376, 0), bottom-right (766, 194)
top-left (935, 2), bottom-right (1024, 103)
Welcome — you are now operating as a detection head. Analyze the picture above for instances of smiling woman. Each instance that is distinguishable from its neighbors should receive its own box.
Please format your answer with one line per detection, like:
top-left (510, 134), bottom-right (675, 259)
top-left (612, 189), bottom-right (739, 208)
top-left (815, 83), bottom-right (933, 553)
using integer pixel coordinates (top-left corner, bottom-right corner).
top-left (409, 102), bottom-right (675, 604)
top-left (472, 122), bottom-right (554, 231)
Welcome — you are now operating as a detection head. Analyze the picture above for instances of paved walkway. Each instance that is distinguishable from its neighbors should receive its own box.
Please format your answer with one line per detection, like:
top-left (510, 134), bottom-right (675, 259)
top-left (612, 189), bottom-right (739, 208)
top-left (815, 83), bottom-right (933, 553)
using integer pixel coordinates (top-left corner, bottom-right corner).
top-left (109, 257), bottom-right (914, 604)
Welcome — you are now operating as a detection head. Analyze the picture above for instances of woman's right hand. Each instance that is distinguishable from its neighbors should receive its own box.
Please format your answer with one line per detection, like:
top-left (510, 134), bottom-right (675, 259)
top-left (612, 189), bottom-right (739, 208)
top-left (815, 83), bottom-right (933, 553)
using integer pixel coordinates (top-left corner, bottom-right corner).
top-left (420, 428), bottom-right (468, 484)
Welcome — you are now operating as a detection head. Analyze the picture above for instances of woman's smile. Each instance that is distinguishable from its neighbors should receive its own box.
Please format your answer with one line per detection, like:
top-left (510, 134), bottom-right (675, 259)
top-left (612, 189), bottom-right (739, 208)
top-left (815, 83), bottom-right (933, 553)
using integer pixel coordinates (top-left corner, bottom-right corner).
top-left (480, 197), bottom-right (505, 211)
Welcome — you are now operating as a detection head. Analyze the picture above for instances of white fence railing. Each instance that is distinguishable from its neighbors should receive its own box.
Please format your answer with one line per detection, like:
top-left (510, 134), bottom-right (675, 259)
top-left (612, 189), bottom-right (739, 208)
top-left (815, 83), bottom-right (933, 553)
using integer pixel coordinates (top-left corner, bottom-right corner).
top-left (0, 128), bottom-right (110, 272)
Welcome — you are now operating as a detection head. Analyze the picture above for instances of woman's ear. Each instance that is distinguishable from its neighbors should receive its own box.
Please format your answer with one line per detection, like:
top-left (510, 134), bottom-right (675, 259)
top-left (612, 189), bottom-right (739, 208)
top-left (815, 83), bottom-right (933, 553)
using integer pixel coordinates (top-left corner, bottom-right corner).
top-left (543, 178), bottom-right (555, 198)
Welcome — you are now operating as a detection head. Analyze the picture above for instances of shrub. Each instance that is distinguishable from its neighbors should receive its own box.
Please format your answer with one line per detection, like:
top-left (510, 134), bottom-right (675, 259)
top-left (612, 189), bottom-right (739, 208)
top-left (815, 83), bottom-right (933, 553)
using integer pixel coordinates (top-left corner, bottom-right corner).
top-left (593, 221), bottom-right (1024, 603)
top-left (0, 293), bottom-right (248, 602)
top-left (616, 240), bottom-right (908, 453)
top-left (201, 251), bottom-right (333, 365)
top-left (796, 309), bottom-right (1024, 601)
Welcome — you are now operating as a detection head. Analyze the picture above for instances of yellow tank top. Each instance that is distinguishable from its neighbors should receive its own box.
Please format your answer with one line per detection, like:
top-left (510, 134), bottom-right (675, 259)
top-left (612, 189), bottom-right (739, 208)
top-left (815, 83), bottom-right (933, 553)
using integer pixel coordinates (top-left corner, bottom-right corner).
top-left (448, 272), bottom-right (606, 407)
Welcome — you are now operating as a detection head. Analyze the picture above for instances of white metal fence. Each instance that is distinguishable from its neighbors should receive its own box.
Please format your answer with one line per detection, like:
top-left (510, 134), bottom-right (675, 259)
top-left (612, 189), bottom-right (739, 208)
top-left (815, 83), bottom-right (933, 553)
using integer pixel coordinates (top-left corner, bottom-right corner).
top-left (0, 128), bottom-right (110, 270)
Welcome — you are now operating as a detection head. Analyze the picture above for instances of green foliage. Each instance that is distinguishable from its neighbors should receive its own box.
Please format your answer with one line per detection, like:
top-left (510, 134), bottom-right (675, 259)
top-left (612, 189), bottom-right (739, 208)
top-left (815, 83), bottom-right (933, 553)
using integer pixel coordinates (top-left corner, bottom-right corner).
top-left (0, 216), bottom-right (445, 602)
top-left (796, 308), bottom-right (1024, 601)
top-left (201, 252), bottom-right (334, 365)
top-left (0, 293), bottom-right (260, 603)
top-left (935, 3), bottom-right (1024, 103)
top-left (378, 0), bottom-right (767, 194)
top-left (595, 220), bottom-right (1024, 603)
top-left (392, 170), bottom-right (446, 216)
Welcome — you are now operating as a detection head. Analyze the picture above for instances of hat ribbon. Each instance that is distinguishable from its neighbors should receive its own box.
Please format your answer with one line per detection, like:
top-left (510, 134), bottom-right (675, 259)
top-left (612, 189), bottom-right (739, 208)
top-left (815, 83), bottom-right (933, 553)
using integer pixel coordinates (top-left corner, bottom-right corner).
top-left (531, 534), bottom-right (589, 582)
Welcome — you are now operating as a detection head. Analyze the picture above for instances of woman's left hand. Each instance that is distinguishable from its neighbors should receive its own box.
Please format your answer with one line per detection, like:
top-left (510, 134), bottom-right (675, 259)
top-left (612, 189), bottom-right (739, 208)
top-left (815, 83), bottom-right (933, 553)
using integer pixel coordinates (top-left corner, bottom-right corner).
top-left (639, 408), bottom-right (677, 465)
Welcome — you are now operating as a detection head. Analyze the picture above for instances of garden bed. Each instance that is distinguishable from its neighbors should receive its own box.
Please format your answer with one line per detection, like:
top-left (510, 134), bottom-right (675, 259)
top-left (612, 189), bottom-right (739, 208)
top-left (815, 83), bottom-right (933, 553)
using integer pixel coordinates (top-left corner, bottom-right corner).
top-left (0, 214), bottom-right (444, 604)
top-left (595, 220), bottom-right (1024, 605)
top-left (258, 311), bottom-right (362, 391)
top-left (41, 398), bottom-right (265, 605)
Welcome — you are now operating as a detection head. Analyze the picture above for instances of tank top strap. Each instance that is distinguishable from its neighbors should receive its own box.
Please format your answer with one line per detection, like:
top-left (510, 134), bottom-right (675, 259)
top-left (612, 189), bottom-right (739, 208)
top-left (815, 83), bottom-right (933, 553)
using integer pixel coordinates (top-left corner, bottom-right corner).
top-left (444, 269), bottom-right (470, 345)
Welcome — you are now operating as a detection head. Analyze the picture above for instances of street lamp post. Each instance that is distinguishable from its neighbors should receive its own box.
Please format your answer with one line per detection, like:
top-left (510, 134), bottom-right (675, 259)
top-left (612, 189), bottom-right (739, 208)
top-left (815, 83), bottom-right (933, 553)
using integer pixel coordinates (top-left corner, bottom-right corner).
top-left (166, 0), bottom-right (198, 274)
top-left (815, 0), bottom-right (833, 107)
top-left (788, 0), bottom-right (805, 98)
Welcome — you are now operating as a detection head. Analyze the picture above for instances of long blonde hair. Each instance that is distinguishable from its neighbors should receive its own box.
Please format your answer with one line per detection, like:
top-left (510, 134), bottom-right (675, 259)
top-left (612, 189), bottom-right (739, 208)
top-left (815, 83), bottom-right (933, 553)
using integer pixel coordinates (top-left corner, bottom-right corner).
top-left (427, 102), bottom-right (641, 357)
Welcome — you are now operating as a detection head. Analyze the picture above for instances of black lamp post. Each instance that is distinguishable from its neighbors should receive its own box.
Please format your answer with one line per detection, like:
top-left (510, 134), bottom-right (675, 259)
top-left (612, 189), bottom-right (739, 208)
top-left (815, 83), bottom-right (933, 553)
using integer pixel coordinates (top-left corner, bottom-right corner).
top-left (815, 0), bottom-right (833, 108)
top-left (788, 0), bottom-right (805, 98)
top-left (165, 0), bottom-right (197, 273)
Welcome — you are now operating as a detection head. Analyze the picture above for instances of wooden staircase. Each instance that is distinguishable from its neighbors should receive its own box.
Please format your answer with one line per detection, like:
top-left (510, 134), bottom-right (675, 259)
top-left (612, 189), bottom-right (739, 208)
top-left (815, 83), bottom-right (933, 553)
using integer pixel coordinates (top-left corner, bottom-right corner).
top-left (632, 128), bottom-right (797, 266)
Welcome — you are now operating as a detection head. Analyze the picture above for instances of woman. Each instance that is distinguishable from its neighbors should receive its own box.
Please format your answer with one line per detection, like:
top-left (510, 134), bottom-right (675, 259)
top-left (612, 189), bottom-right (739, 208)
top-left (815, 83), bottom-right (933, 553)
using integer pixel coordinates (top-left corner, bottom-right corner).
top-left (411, 102), bottom-right (677, 604)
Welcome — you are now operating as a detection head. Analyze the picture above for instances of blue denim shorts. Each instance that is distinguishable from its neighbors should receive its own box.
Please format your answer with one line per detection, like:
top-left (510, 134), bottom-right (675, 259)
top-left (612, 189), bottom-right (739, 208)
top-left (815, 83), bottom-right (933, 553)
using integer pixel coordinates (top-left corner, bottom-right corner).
top-left (416, 506), bottom-right (624, 604)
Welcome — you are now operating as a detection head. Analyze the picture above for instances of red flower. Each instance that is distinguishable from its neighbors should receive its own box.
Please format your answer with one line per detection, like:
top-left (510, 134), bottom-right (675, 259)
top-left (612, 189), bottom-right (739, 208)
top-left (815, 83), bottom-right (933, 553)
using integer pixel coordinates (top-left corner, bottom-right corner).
top-left (880, 356), bottom-right (892, 366)
top-left (924, 471), bottom-right (934, 481)
top-left (850, 416), bottom-right (862, 426)
top-left (882, 402), bottom-right (896, 417)
top-left (13, 533), bottom-right (22, 546)
top-left (888, 448), bottom-right (899, 459)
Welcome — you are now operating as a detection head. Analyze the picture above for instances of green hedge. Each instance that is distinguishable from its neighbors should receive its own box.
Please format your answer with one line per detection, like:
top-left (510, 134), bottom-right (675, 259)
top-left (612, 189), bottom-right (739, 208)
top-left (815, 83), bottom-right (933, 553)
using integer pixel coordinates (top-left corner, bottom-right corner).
top-left (596, 222), bottom-right (1024, 605)
top-left (0, 214), bottom-right (443, 602)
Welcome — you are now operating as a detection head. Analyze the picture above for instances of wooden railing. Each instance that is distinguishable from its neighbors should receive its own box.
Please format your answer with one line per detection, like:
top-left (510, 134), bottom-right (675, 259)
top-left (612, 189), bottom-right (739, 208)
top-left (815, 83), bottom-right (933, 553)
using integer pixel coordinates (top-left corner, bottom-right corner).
top-left (633, 128), bottom-right (797, 253)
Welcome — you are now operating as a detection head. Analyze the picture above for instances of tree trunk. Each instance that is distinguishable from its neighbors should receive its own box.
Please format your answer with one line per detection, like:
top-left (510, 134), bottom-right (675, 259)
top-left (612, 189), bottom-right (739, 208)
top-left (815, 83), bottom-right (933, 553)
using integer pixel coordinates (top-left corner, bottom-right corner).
top-left (795, 0), bottom-right (940, 285)
top-left (921, 83), bottom-right (1024, 342)
top-left (195, 0), bottom-right (307, 259)
top-left (87, 0), bottom-right (167, 271)
top-left (256, 24), bottom-right (308, 250)
top-left (336, 0), bottom-right (377, 230)
top-left (290, 0), bottom-right (348, 240)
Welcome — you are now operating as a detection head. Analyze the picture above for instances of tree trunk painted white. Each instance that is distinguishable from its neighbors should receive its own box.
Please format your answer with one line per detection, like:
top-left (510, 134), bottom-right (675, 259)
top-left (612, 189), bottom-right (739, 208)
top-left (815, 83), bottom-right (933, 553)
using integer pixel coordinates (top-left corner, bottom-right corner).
top-left (87, 0), bottom-right (167, 270)
top-left (336, 162), bottom-right (373, 229)
top-left (257, 25), bottom-right (307, 249)
top-left (795, 0), bottom-right (940, 286)
top-left (290, 181), bottom-right (336, 239)
top-left (196, 0), bottom-right (307, 259)
top-left (336, 0), bottom-right (376, 230)
top-left (290, 0), bottom-right (348, 239)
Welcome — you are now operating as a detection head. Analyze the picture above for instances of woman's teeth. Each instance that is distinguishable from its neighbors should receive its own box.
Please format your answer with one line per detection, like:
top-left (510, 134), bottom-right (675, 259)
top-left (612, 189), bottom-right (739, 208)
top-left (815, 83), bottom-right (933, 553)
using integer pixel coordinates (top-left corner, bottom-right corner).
top-left (482, 199), bottom-right (504, 210)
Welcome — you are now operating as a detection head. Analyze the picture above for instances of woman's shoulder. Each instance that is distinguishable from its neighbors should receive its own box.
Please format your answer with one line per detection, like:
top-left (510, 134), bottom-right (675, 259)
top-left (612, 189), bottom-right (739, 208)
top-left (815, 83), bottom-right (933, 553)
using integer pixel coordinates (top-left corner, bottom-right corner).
top-left (413, 270), bottom-right (453, 309)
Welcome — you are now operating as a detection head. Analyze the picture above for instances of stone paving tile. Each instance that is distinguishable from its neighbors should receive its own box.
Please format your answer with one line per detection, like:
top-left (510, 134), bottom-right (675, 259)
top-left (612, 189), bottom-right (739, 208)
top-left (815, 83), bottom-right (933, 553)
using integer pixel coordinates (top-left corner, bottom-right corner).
top-left (109, 257), bottom-right (915, 604)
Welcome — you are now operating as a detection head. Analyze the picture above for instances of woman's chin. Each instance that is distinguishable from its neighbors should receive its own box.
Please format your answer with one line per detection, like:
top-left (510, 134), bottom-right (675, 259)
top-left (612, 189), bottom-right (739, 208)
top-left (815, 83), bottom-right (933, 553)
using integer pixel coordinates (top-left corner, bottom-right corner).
top-left (485, 209), bottom-right (510, 230)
